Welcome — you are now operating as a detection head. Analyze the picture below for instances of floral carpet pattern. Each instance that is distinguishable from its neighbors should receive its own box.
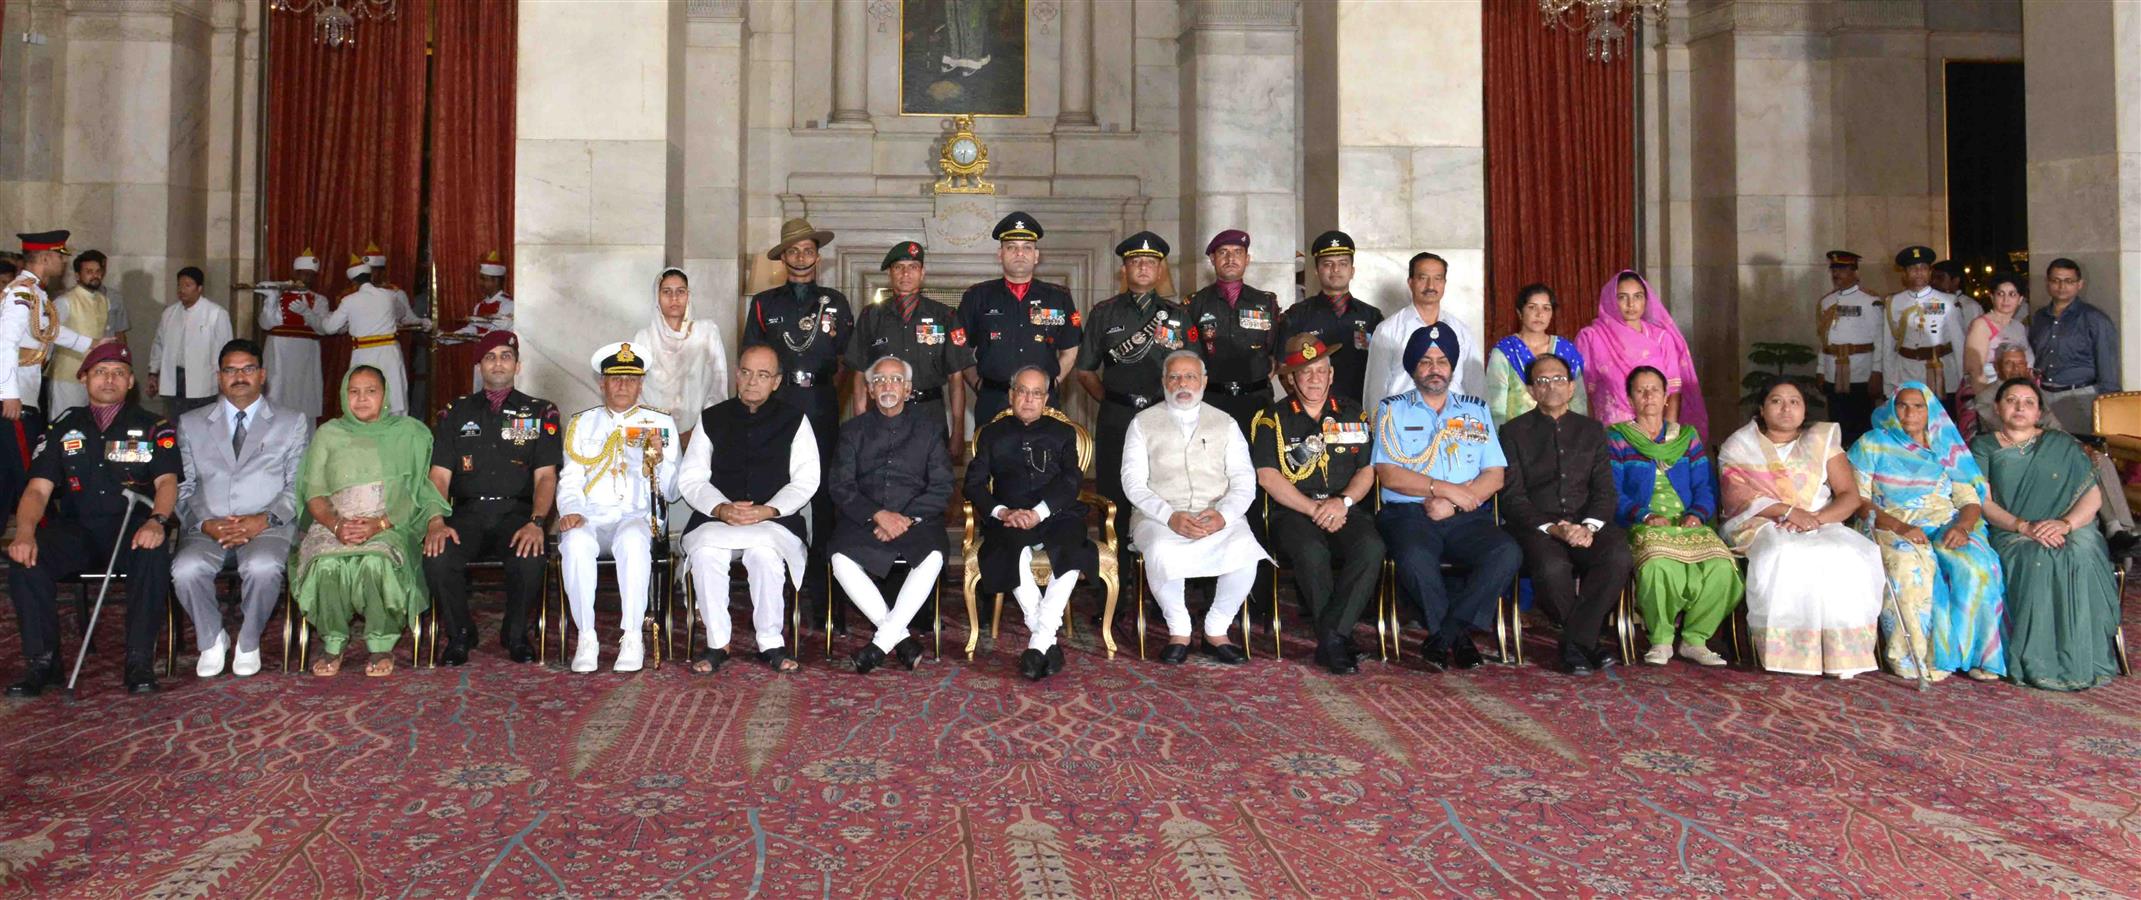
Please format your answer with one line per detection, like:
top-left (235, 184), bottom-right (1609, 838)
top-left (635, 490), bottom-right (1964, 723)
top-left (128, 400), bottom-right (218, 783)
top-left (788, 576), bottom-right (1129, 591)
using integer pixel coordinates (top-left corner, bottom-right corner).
top-left (4, 594), bottom-right (2141, 897)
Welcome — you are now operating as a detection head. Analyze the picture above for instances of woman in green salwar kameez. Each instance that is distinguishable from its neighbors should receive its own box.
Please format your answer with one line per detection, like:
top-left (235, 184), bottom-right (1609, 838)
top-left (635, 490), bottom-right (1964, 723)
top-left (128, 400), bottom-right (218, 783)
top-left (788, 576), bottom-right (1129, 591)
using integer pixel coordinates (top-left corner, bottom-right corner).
top-left (1970, 377), bottom-right (2122, 691)
top-left (291, 366), bottom-right (450, 677)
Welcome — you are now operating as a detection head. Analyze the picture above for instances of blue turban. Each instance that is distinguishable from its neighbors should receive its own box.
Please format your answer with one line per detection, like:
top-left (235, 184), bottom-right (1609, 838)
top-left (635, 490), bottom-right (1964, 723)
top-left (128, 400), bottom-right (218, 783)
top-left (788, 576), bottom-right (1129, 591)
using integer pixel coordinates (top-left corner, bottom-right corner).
top-left (1401, 324), bottom-right (1461, 373)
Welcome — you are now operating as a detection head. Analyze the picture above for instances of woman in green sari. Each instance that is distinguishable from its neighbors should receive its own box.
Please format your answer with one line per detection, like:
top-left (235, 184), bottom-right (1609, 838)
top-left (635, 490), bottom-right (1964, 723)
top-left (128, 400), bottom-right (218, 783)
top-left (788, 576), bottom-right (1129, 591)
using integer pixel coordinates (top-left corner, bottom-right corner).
top-left (1970, 377), bottom-right (2122, 691)
top-left (1605, 366), bottom-right (1743, 666)
top-left (291, 366), bottom-right (450, 677)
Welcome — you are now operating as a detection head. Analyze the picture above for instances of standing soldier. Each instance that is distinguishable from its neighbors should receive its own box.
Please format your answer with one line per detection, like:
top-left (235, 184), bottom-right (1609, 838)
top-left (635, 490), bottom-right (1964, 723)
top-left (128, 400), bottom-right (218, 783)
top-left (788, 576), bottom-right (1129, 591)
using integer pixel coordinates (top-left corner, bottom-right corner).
top-left (1883, 245), bottom-right (1966, 410)
top-left (742, 218), bottom-right (853, 614)
top-left (1278, 230), bottom-right (1383, 405)
top-left (1186, 229), bottom-right (1280, 435)
top-left (1077, 231), bottom-right (1191, 565)
top-left (1815, 250), bottom-right (1883, 443)
top-left (0, 231), bottom-right (97, 522)
top-left (322, 254), bottom-right (427, 416)
top-left (848, 240), bottom-right (973, 461)
top-left (422, 330), bottom-right (561, 667)
top-left (957, 212), bottom-right (1082, 425)
top-left (259, 249), bottom-right (328, 420)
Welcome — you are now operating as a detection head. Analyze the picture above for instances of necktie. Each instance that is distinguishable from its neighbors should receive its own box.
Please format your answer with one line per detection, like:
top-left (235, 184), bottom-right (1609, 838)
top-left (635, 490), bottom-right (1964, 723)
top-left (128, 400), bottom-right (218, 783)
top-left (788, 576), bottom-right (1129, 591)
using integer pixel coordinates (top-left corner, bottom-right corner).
top-left (232, 409), bottom-right (247, 458)
top-left (898, 293), bottom-right (918, 322)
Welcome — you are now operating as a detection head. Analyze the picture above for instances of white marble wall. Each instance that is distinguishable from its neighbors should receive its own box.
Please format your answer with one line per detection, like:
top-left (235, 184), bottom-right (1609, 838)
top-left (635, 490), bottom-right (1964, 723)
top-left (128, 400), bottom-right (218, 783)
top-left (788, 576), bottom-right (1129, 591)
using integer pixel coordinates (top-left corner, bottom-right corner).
top-left (1179, 1), bottom-right (1299, 293)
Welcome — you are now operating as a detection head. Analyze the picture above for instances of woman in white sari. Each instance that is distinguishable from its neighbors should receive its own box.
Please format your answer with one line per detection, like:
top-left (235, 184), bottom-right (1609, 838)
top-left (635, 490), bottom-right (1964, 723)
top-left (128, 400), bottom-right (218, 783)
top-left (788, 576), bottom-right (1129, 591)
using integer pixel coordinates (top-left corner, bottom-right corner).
top-left (1718, 379), bottom-right (1885, 677)
top-left (632, 267), bottom-right (730, 436)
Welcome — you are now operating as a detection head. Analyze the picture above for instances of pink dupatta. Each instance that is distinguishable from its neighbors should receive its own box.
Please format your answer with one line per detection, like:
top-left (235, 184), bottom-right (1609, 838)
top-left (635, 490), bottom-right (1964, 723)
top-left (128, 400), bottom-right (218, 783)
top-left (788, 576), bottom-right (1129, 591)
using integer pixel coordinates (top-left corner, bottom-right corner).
top-left (1574, 270), bottom-right (1710, 442)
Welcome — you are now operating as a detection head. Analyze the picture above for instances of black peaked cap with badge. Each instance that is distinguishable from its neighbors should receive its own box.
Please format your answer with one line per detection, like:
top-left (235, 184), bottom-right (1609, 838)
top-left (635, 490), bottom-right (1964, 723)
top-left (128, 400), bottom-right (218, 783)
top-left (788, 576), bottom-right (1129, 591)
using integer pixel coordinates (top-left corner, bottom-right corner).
top-left (1310, 230), bottom-right (1354, 258)
top-left (992, 213), bottom-right (1043, 242)
top-left (1115, 231), bottom-right (1169, 261)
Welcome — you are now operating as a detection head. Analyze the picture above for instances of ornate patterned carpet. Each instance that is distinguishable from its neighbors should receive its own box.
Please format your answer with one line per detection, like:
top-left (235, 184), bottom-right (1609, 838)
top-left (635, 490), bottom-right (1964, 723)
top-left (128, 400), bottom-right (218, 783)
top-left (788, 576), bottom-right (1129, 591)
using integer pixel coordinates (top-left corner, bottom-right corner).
top-left (4, 591), bottom-right (2141, 898)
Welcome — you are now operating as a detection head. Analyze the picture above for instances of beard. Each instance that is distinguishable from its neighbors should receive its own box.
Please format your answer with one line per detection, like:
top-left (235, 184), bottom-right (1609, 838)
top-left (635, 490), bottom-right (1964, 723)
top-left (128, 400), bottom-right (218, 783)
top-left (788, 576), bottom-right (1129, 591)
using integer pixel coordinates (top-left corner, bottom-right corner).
top-left (1415, 373), bottom-right (1449, 396)
top-left (875, 389), bottom-right (904, 409)
top-left (1167, 388), bottom-right (1203, 410)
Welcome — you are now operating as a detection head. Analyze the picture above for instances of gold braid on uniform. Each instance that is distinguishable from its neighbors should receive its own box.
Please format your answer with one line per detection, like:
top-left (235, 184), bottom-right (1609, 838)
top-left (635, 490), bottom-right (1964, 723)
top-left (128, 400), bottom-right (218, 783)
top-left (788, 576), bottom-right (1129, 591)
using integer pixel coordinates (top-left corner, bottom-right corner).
top-left (12, 287), bottom-right (57, 366)
top-left (1253, 409), bottom-right (1327, 484)
top-left (1374, 404), bottom-right (1437, 467)
top-left (562, 414), bottom-right (625, 495)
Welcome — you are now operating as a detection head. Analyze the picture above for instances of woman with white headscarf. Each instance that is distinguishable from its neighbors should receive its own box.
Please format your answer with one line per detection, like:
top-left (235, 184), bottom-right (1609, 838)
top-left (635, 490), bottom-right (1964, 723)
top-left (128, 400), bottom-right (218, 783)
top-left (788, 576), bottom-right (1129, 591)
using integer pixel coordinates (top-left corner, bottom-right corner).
top-left (632, 268), bottom-right (730, 438)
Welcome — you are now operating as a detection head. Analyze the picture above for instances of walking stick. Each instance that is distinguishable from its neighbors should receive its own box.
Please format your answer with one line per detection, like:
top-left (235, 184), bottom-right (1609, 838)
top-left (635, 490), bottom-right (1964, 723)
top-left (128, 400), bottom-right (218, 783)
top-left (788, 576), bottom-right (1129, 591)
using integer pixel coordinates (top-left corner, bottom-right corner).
top-left (67, 489), bottom-right (152, 695)
top-left (642, 431), bottom-right (667, 666)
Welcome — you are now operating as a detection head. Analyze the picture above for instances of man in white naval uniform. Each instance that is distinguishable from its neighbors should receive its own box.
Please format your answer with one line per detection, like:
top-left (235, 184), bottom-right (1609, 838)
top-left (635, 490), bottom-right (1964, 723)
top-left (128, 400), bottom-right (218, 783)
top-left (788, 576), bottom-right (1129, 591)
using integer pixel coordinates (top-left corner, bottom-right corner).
top-left (0, 231), bottom-right (98, 522)
top-left (557, 341), bottom-right (679, 674)
top-left (257, 250), bottom-right (328, 420)
top-left (1814, 249), bottom-right (1884, 444)
top-left (1120, 350), bottom-right (1269, 665)
top-left (321, 255), bottom-right (428, 415)
top-left (677, 344), bottom-right (817, 675)
top-left (1882, 245), bottom-right (1967, 409)
top-left (1364, 251), bottom-right (1481, 405)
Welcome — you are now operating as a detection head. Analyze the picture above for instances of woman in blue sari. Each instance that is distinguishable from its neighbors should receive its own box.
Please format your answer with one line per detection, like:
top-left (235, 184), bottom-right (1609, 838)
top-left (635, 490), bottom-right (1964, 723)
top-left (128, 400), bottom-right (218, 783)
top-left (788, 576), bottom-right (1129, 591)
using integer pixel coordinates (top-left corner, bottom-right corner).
top-left (1484, 283), bottom-right (1587, 425)
top-left (1846, 382), bottom-right (2006, 683)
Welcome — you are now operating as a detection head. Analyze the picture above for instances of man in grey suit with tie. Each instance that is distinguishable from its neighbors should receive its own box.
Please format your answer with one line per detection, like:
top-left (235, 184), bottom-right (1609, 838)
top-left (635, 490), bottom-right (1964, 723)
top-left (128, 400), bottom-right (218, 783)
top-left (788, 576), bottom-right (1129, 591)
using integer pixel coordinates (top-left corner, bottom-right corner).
top-left (172, 338), bottom-right (312, 677)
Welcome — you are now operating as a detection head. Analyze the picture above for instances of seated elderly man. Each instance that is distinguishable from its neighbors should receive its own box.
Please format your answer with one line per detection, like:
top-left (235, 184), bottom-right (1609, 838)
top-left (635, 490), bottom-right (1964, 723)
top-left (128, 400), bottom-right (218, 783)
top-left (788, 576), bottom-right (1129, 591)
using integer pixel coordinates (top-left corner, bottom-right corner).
top-left (966, 365), bottom-right (1098, 681)
top-left (1250, 334), bottom-right (1381, 675)
top-left (1122, 350), bottom-right (1270, 665)
top-left (556, 342), bottom-right (678, 674)
top-left (829, 355), bottom-right (954, 674)
top-left (1977, 341), bottom-right (2138, 556)
top-left (679, 344), bottom-right (818, 675)
top-left (1496, 352), bottom-right (1631, 675)
top-left (1373, 325), bottom-right (1523, 671)
top-left (172, 338), bottom-right (311, 678)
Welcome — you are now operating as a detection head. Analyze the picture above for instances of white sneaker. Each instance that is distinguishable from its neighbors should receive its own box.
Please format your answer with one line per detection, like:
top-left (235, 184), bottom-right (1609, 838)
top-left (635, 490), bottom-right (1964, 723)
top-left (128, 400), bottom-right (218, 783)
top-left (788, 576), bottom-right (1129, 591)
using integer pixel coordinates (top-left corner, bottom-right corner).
top-left (1642, 643), bottom-right (1673, 666)
top-left (571, 631), bottom-right (601, 673)
top-left (613, 632), bottom-right (644, 673)
top-left (1678, 643), bottom-right (1728, 667)
top-left (231, 646), bottom-right (262, 677)
top-left (196, 630), bottom-right (229, 678)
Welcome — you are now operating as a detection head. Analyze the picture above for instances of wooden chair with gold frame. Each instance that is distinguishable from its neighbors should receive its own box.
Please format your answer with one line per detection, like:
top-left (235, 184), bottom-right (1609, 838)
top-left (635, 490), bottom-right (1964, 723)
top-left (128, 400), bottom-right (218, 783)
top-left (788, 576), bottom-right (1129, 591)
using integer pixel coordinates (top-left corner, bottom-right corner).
top-left (960, 408), bottom-right (1122, 660)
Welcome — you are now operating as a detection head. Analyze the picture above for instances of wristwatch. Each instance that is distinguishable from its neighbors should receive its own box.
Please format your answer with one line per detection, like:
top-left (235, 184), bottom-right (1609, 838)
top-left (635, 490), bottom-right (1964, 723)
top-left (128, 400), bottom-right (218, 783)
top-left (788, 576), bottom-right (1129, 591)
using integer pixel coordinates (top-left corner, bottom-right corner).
top-left (148, 512), bottom-right (176, 529)
top-left (1341, 495), bottom-right (1356, 509)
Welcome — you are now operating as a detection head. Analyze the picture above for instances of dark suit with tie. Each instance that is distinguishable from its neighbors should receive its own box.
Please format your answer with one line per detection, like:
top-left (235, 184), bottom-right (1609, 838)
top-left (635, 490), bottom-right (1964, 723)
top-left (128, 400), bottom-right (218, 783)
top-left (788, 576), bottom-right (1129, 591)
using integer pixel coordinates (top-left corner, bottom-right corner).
top-left (172, 397), bottom-right (312, 655)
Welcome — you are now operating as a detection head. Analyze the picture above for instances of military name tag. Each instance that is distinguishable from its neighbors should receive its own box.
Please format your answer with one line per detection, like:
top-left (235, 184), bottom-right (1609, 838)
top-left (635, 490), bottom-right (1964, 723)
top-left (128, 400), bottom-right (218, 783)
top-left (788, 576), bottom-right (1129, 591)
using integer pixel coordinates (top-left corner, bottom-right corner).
top-left (1837, 306), bottom-right (1862, 318)
top-left (105, 440), bottom-right (152, 463)
top-left (1239, 308), bottom-right (1272, 331)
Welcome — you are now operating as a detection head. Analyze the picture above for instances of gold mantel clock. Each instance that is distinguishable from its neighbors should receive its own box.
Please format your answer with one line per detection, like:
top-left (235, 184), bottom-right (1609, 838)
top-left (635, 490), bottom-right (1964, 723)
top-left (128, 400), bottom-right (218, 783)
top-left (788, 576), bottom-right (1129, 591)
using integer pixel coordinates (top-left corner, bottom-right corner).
top-left (934, 115), bottom-right (995, 194)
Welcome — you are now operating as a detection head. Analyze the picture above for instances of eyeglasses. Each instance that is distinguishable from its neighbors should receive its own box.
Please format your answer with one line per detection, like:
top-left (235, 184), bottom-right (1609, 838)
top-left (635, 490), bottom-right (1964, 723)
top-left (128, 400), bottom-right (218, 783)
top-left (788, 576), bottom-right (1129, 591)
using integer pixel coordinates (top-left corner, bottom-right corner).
top-left (1531, 375), bottom-right (1571, 386)
top-left (219, 365), bottom-right (261, 376)
top-left (1162, 372), bottom-right (1203, 384)
top-left (865, 374), bottom-right (910, 385)
top-left (2048, 276), bottom-right (2081, 286)
top-left (1010, 387), bottom-right (1051, 399)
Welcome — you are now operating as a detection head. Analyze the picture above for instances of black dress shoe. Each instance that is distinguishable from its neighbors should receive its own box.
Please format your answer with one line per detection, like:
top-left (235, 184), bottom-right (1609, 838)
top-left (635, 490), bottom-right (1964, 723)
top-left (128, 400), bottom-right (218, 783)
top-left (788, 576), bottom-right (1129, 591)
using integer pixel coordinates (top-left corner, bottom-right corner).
top-left (441, 643), bottom-right (471, 667)
top-left (1020, 649), bottom-right (1047, 681)
top-left (1560, 645), bottom-right (1593, 676)
top-left (1204, 642), bottom-right (1248, 665)
top-left (894, 636), bottom-right (924, 671)
top-left (1044, 644), bottom-right (1065, 676)
top-left (1589, 647), bottom-right (1620, 672)
top-left (509, 645), bottom-right (537, 664)
top-left (852, 643), bottom-right (886, 674)
top-left (459, 625), bottom-right (479, 648)
top-left (1451, 639), bottom-right (1484, 670)
top-left (2110, 531), bottom-right (2140, 561)
top-left (1321, 644), bottom-right (1360, 675)
top-left (1159, 643), bottom-right (1191, 665)
top-left (6, 667), bottom-right (56, 698)
top-left (125, 667), bottom-right (159, 694)
top-left (1418, 639), bottom-right (1450, 672)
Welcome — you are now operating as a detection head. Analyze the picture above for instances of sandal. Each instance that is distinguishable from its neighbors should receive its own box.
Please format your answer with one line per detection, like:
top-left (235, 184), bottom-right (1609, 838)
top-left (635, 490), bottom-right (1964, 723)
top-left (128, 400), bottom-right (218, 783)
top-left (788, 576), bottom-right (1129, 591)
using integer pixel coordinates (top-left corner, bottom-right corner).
top-left (310, 654), bottom-right (343, 677)
top-left (364, 653), bottom-right (395, 677)
top-left (691, 648), bottom-right (729, 675)
top-left (757, 647), bottom-right (801, 674)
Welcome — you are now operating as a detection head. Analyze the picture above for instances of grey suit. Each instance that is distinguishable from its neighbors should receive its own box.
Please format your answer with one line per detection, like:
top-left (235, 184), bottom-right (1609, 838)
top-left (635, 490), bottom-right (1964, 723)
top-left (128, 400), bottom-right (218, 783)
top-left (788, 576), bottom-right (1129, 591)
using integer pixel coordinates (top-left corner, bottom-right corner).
top-left (173, 398), bottom-right (311, 653)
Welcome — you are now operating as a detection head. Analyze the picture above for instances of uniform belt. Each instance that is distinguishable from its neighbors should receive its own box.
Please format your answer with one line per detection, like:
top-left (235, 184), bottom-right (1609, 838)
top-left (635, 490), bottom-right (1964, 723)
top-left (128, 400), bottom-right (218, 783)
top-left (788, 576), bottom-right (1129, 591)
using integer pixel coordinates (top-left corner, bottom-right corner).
top-left (268, 327), bottom-right (321, 339)
top-left (2044, 383), bottom-right (2092, 393)
top-left (1213, 380), bottom-right (1271, 396)
top-left (1896, 344), bottom-right (1953, 362)
top-left (1822, 342), bottom-right (1874, 356)
top-left (354, 333), bottom-right (397, 349)
top-left (908, 386), bottom-right (944, 403)
top-left (463, 496), bottom-right (528, 504)
top-left (1104, 390), bottom-right (1158, 409)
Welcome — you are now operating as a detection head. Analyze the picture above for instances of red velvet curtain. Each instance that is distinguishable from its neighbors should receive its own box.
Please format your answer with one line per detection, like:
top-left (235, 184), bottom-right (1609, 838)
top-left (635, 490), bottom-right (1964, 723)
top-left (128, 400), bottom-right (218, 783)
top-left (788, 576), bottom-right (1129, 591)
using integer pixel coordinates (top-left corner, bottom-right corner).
top-left (264, 3), bottom-right (428, 418)
top-left (427, 0), bottom-right (518, 418)
top-left (1482, 0), bottom-right (1634, 342)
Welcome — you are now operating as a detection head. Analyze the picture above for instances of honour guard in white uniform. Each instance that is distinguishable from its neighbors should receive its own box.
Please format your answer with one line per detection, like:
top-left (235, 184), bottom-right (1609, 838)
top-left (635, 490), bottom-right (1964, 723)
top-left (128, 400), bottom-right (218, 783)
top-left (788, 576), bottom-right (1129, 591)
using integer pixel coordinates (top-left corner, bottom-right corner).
top-left (440, 250), bottom-right (514, 391)
top-left (1815, 250), bottom-right (1884, 443)
top-left (1882, 245), bottom-right (1967, 407)
top-left (258, 249), bottom-right (328, 419)
top-left (556, 342), bottom-right (679, 674)
top-left (322, 254), bottom-right (427, 415)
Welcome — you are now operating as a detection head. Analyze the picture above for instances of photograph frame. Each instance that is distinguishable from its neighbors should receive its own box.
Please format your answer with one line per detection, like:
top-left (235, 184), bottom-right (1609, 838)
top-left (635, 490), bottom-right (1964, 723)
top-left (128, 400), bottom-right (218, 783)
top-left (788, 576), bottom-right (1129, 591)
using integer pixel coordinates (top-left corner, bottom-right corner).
top-left (898, 0), bottom-right (1031, 118)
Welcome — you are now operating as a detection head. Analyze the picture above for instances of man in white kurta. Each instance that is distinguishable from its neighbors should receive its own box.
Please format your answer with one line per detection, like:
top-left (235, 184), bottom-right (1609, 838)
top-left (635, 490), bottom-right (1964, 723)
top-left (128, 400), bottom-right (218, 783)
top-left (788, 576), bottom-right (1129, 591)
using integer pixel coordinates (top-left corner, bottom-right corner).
top-left (258, 251), bottom-right (327, 419)
top-left (557, 341), bottom-right (679, 674)
top-left (1364, 253), bottom-right (1480, 406)
top-left (677, 346), bottom-right (814, 674)
top-left (1121, 350), bottom-right (1268, 665)
top-left (1881, 245), bottom-right (1967, 404)
top-left (48, 250), bottom-right (113, 418)
top-left (320, 258), bottom-right (425, 415)
top-left (146, 267), bottom-right (235, 416)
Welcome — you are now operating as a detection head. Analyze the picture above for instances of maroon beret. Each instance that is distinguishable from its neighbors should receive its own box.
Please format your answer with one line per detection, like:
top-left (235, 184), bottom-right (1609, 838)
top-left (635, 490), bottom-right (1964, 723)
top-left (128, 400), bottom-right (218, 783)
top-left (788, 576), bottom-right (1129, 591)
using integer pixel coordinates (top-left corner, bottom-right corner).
top-left (1205, 229), bottom-right (1250, 255)
top-left (475, 329), bottom-right (518, 359)
top-left (76, 341), bottom-right (132, 379)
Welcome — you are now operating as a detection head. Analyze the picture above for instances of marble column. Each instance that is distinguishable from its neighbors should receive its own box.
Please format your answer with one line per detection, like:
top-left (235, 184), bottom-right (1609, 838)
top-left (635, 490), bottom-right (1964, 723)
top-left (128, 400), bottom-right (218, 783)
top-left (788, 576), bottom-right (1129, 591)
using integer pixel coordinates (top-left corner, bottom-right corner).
top-left (2024, 0), bottom-right (2141, 375)
top-left (1179, 0), bottom-right (1297, 291)
top-left (682, 0), bottom-right (747, 369)
top-left (515, 0), bottom-right (684, 411)
top-left (1057, 0), bottom-right (1096, 129)
top-left (829, 0), bottom-right (869, 126)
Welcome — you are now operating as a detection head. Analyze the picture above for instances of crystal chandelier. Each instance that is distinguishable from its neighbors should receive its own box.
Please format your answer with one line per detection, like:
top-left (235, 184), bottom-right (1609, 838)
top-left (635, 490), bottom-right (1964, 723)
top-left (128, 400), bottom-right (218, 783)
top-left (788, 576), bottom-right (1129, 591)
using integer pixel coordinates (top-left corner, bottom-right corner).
top-left (1538, 0), bottom-right (1667, 63)
top-left (269, 0), bottom-right (396, 49)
